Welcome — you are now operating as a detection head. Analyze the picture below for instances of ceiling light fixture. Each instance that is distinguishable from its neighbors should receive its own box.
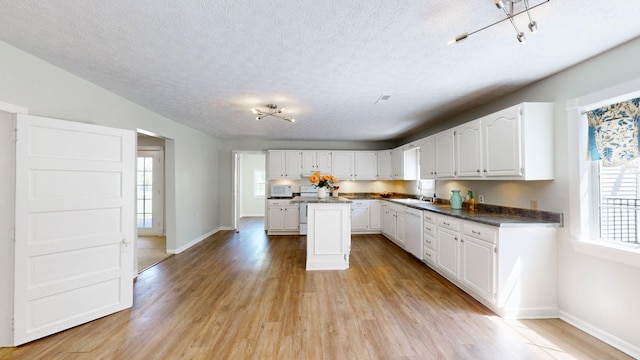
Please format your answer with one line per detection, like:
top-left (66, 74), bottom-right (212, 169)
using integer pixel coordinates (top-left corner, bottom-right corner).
top-left (251, 104), bottom-right (295, 123)
top-left (448, 0), bottom-right (549, 44)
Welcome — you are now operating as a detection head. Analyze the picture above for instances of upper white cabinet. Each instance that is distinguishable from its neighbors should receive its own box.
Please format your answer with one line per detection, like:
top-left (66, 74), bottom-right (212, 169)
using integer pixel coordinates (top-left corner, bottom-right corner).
top-left (390, 145), bottom-right (419, 180)
top-left (481, 102), bottom-right (554, 180)
top-left (331, 151), bottom-right (354, 180)
top-left (354, 151), bottom-right (378, 180)
top-left (377, 150), bottom-right (393, 180)
top-left (268, 150), bottom-right (301, 179)
top-left (455, 120), bottom-right (482, 178)
top-left (301, 151), bottom-right (331, 173)
top-left (419, 136), bottom-right (436, 179)
top-left (435, 129), bottom-right (455, 178)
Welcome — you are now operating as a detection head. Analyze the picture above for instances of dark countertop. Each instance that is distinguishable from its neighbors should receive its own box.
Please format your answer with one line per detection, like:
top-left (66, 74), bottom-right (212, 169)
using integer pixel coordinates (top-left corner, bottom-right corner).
top-left (341, 193), bottom-right (563, 228)
top-left (290, 196), bottom-right (352, 204)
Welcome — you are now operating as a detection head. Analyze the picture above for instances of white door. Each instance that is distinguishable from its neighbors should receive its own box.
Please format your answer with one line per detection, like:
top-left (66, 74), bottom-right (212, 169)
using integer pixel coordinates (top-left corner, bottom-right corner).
top-left (13, 114), bottom-right (135, 345)
top-left (137, 148), bottom-right (164, 236)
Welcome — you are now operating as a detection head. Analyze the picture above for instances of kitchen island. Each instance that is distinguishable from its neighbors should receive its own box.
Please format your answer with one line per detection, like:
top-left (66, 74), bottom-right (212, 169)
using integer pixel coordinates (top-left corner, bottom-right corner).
top-left (291, 196), bottom-right (352, 271)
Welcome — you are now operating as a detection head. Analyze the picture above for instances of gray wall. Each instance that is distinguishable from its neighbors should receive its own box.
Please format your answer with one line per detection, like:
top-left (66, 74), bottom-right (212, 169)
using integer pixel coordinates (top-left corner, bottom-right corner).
top-left (240, 153), bottom-right (266, 217)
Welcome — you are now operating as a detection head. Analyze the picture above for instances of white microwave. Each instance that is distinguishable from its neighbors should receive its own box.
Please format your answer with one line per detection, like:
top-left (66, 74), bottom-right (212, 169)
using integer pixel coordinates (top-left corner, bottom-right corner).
top-left (270, 185), bottom-right (293, 198)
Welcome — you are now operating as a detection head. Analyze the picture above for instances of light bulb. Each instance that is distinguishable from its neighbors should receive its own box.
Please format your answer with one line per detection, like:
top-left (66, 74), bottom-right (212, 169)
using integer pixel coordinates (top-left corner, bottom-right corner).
top-left (528, 21), bottom-right (537, 33)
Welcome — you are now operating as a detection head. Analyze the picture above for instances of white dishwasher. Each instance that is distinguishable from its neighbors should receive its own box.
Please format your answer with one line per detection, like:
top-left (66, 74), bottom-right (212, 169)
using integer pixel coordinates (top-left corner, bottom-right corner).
top-left (403, 207), bottom-right (423, 260)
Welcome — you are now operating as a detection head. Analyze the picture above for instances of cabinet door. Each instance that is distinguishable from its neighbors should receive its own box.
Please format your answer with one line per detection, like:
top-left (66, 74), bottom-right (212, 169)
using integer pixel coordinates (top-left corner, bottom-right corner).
top-left (315, 151), bottom-right (332, 173)
top-left (437, 227), bottom-right (459, 278)
top-left (395, 212), bottom-right (406, 248)
top-left (455, 120), bottom-right (482, 177)
top-left (381, 204), bottom-right (389, 235)
top-left (354, 152), bottom-right (377, 180)
top-left (377, 150), bottom-right (393, 180)
top-left (435, 130), bottom-right (455, 178)
top-left (461, 235), bottom-right (495, 302)
top-left (331, 151), bottom-right (354, 180)
top-left (387, 209), bottom-right (397, 240)
top-left (284, 151), bottom-right (301, 178)
top-left (392, 147), bottom-right (404, 179)
top-left (482, 107), bottom-right (522, 177)
top-left (351, 206), bottom-right (369, 231)
top-left (268, 206), bottom-right (284, 230)
top-left (420, 136), bottom-right (436, 179)
top-left (369, 200), bottom-right (381, 230)
top-left (268, 150), bottom-right (285, 179)
top-left (301, 151), bottom-right (316, 172)
top-left (284, 206), bottom-right (300, 231)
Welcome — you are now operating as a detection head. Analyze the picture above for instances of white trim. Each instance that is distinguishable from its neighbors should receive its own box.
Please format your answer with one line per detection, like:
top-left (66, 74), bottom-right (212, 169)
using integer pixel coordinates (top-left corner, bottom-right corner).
top-left (166, 227), bottom-right (232, 254)
top-left (566, 78), bottom-right (640, 267)
top-left (560, 310), bottom-right (640, 359)
top-left (0, 101), bottom-right (28, 114)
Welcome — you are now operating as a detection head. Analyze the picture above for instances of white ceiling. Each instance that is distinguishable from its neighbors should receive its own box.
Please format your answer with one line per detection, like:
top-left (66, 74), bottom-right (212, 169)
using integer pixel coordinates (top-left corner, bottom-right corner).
top-left (1, 1), bottom-right (640, 142)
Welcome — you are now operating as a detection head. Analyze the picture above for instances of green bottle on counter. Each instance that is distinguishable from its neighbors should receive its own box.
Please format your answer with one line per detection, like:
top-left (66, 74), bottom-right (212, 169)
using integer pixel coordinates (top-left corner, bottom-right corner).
top-left (467, 190), bottom-right (475, 211)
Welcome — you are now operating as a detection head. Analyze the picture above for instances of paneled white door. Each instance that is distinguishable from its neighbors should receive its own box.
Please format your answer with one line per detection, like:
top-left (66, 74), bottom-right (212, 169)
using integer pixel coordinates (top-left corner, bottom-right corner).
top-left (13, 114), bottom-right (135, 345)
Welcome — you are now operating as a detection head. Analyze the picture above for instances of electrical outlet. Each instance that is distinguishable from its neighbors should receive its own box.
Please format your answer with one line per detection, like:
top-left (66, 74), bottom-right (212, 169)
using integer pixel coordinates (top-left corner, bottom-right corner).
top-left (530, 200), bottom-right (538, 210)
top-left (478, 195), bottom-right (484, 203)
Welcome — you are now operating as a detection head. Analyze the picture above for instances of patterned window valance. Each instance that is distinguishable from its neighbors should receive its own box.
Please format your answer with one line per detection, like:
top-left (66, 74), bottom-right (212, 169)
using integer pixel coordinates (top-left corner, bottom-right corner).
top-left (587, 97), bottom-right (640, 167)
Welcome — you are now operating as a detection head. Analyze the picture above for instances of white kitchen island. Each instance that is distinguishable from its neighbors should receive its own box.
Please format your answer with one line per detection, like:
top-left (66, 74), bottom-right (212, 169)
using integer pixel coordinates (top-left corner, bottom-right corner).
top-left (292, 196), bottom-right (352, 271)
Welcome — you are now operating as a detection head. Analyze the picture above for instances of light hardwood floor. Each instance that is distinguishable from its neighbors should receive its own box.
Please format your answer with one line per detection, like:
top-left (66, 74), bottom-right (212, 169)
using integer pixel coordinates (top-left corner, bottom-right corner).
top-left (0, 217), bottom-right (632, 359)
top-left (137, 235), bottom-right (171, 272)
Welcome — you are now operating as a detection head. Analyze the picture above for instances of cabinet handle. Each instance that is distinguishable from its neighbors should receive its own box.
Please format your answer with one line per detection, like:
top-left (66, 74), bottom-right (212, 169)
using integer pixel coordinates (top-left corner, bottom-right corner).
top-left (454, 237), bottom-right (458, 241)
top-left (472, 230), bottom-right (481, 235)
top-left (483, 169), bottom-right (487, 173)
top-left (443, 221), bottom-right (450, 226)
top-left (476, 169), bottom-right (480, 173)
top-left (460, 239), bottom-right (464, 242)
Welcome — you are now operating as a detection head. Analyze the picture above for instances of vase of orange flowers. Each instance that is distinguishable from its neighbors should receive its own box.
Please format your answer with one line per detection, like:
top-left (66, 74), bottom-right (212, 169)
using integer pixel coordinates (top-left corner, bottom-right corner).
top-left (308, 171), bottom-right (338, 199)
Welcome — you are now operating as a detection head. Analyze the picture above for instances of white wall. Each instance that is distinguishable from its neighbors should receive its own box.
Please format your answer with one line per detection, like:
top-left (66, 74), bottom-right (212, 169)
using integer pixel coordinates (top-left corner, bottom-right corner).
top-left (404, 36), bottom-right (640, 355)
top-left (240, 153), bottom-right (265, 217)
top-left (0, 40), bottom-right (222, 253)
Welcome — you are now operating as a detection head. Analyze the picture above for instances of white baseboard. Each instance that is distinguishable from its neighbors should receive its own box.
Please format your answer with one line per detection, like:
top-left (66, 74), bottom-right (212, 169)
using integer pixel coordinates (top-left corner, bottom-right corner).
top-left (560, 310), bottom-right (640, 359)
top-left (167, 227), bottom-right (227, 254)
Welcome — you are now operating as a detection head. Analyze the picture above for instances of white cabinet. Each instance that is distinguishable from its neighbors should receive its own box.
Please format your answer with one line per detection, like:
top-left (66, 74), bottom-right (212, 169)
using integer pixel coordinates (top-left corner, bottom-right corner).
top-left (395, 210), bottom-right (406, 248)
top-left (391, 147), bottom-right (404, 179)
top-left (436, 215), bottom-right (460, 278)
top-left (331, 151), bottom-right (354, 180)
top-left (460, 221), bottom-right (496, 303)
top-left (369, 200), bottom-right (381, 230)
top-left (301, 151), bottom-right (331, 173)
top-left (423, 211), bottom-right (437, 264)
top-left (350, 200), bottom-right (370, 232)
top-left (268, 150), bottom-right (301, 179)
top-left (382, 203), bottom-right (398, 242)
top-left (354, 151), bottom-right (378, 180)
top-left (391, 146), bottom-right (419, 180)
top-left (455, 120), bottom-right (482, 178)
top-left (419, 136), bottom-right (436, 179)
top-left (404, 207), bottom-right (423, 260)
top-left (306, 203), bottom-right (351, 271)
top-left (377, 150), bottom-right (393, 180)
top-left (481, 102), bottom-right (554, 180)
top-left (267, 200), bottom-right (299, 234)
top-left (434, 129), bottom-right (455, 178)
top-left (423, 212), bottom-right (558, 319)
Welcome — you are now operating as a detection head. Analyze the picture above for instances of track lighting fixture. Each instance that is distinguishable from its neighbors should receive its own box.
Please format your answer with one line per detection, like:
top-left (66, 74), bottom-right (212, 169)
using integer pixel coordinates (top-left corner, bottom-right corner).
top-left (448, 0), bottom-right (549, 44)
top-left (251, 104), bottom-right (295, 123)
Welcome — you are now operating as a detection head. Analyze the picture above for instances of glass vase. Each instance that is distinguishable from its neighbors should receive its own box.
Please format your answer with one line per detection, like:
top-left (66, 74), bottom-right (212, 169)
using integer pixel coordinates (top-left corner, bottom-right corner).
top-left (450, 190), bottom-right (462, 209)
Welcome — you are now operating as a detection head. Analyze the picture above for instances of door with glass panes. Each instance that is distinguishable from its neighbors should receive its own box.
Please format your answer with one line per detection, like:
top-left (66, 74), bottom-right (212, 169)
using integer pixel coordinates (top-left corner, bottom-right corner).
top-left (137, 148), bottom-right (164, 236)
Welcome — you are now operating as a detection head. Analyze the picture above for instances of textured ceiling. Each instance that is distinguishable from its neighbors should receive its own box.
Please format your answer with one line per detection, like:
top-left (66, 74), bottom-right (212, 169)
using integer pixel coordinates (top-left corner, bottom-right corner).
top-left (1, 1), bottom-right (640, 141)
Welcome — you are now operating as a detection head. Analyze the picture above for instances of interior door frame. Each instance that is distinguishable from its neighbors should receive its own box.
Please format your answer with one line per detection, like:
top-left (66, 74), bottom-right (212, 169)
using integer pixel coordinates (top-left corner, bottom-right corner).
top-left (232, 151), bottom-right (267, 232)
top-left (136, 146), bottom-right (164, 236)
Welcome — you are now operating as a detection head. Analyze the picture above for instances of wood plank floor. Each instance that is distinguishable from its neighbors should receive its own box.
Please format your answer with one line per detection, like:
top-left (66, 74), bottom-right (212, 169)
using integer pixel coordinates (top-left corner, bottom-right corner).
top-left (1, 217), bottom-right (632, 359)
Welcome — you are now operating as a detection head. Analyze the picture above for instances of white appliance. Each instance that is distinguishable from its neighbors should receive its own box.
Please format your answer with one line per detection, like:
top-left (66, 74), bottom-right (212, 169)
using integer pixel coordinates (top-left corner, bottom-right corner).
top-left (270, 184), bottom-right (292, 198)
top-left (298, 184), bottom-right (317, 235)
top-left (404, 207), bottom-right (423, 260)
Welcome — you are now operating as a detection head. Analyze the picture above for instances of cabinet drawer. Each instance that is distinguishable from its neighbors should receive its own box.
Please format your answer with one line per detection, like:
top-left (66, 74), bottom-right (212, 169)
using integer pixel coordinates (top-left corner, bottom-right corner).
top-left (462, 221), bottom-right (496, 243)
top-left (351, 200), bottom-right (369, 208)
top-left (424, 222), bottom-right (436, 238)
top-left (424, 235), bottom-right (436, 250)
top-left (268, 200), bottom-right (288, 207)
top-left (424, 248), bottom-right (436, 263)
top-left (423, 211), bottom-right (436, 224)
top-left (437, 215), bottom-right (460, 231)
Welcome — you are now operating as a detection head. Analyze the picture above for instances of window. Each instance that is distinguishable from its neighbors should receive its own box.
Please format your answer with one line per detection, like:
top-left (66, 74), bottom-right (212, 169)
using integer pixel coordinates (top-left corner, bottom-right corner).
top-left (137, 156), bottom-right (153, 228)
top-left (253, 170), bottom-right (266, 197)
top-left (566, 81), bottom-right (640, 268)
top-left (596, 160), bottom-right (640, 245)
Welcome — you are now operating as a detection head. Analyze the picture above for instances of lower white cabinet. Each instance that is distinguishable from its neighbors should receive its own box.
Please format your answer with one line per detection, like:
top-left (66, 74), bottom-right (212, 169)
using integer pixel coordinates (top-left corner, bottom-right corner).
top-left (460, 222), bottom-right (496, 303)
top-left (436, 215), bottom-right (460, 279)
top-left (425, 212), bottom-right (557, 319)
top-left (350, 200), bottom-right (381, 233)
top-left (369, 200), bottom-right (381, 231)
top-left (267, 200), bottom-right (299, 234)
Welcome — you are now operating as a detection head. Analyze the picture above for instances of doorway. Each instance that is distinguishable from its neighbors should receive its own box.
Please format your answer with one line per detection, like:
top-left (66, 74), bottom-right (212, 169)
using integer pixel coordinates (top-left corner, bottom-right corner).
top-left (136, 134), bottom-right (170, 272)
top-left (233, 151), bottom-right (267, 232)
